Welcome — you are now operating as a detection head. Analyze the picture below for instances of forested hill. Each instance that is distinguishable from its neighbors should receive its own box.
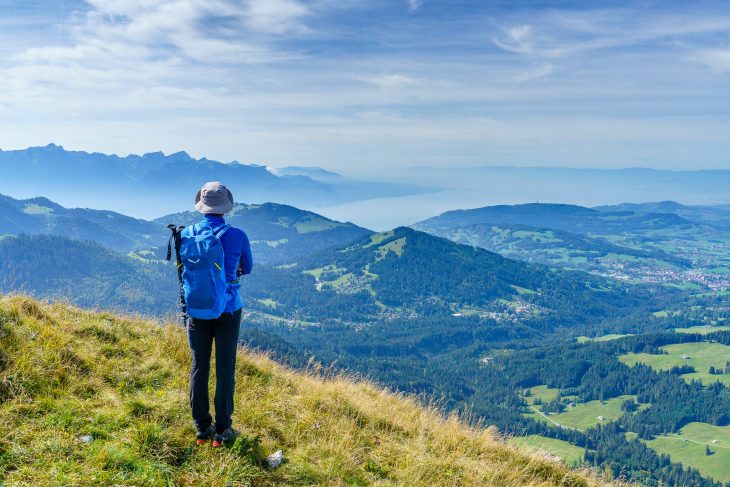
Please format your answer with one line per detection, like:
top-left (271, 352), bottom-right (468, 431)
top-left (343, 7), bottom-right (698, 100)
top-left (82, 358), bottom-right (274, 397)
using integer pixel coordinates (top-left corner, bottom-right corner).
top-left (595, 201), bottom-right (730, 230)
top-left (0, 226), bottom-right (674, 339)
top-left (0, 234), bottom-right (176, 315)
top-left (0, 193), bottom-right (164, 251)
top-left (263, 226), bottom-right (672, 334)
top-left (415, 202), bottom-right (696, 235)
top-left (158, 203), bottom-right (372, 265)
top-left (411, 201), bottom-right (725, 283)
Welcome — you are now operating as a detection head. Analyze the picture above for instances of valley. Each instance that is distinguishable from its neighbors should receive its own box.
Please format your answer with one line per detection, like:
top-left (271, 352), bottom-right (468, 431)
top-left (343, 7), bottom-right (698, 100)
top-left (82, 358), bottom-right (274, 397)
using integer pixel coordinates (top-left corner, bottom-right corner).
top-left (414, 202), bottom-right (730, 291)
top-left (3, 196), bottom-right (730, 485)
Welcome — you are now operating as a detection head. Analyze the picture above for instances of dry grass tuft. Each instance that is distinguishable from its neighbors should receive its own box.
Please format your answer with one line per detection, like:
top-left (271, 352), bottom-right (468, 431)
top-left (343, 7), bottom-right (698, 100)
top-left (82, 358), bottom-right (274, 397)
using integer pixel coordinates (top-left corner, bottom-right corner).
top-left (0, 295), bottom-right (617, 486)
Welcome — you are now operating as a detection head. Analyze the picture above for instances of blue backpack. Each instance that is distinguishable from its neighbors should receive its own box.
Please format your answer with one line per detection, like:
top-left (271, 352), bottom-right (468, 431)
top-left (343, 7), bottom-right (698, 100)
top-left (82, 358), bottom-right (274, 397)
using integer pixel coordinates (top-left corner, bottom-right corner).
top-left (179, 223), bottom-right (231, 319)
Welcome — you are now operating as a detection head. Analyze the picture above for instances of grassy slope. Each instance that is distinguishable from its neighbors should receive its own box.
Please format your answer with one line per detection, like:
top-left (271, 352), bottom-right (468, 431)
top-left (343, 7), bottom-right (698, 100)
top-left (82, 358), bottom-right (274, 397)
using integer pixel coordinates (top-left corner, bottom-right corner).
top-left (510, 436), bottom-right (585, 467)
top-left (620, 342), bottom-right (730, 386)
top-left (644, 423), bottom-right (730, 483)
top-left (675, 325), bottom-right (730, 335)
top-left (0, 296), bottom-right (610, 487)
top-left (524, 396), bottom-right (638, 432)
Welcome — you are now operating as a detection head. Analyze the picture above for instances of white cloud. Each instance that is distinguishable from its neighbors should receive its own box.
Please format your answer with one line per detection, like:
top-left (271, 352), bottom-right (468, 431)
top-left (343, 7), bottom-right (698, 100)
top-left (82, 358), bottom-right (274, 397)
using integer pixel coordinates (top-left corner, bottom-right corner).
top-left (21, 0), bottom-right (310, 67)
top-left (244, 0), bottom-right (311, 34)
top-left (493, 24), bottom-right (533, 54)
top-left (694, 49), bottom-right (730, 73)
top-left (0, 2), bottom-right (729, 175)
top-left (358, 73), bottom-right (418, 89)
top-left (406, 0), bottom-right (422, 12)
top-left (492, 10), bottom-right (730, 62)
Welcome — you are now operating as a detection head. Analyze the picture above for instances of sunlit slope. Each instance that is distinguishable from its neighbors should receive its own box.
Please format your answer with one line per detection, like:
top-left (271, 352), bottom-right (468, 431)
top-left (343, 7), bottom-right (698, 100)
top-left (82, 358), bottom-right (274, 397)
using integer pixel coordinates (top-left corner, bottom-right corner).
top-left (0, 296), bottom-right (610, 486)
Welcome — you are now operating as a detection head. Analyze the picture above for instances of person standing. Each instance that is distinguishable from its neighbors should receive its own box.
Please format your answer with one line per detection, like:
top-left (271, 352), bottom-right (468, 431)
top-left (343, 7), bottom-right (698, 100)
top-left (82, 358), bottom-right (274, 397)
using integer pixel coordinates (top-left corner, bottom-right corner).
top-left (182, 181), bottom-right (253, 447)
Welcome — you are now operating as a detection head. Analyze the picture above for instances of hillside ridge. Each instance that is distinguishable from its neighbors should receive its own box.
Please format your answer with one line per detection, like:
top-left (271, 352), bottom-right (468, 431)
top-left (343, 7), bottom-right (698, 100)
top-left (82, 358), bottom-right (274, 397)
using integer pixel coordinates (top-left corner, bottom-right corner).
top-left (0, 295), bottom-right (611, 486)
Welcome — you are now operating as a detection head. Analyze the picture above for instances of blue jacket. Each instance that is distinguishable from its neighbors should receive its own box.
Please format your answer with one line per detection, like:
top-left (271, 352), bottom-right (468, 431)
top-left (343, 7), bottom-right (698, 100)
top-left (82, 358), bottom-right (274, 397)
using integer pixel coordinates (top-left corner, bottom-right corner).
top-left (193, 215), bottom-right (253, 313)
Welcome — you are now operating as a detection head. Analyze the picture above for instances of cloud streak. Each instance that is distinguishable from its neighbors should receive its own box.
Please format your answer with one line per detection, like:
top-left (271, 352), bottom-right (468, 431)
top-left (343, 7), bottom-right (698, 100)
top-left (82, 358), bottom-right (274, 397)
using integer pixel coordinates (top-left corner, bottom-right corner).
top-left (0, 0), bottom-right (728, 174)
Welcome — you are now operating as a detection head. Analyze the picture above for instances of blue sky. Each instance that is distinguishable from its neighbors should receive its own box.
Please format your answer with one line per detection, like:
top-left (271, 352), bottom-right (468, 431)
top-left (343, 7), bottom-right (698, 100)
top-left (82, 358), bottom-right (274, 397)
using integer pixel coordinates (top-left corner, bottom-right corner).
top-left (0, 0), bottom-right (728, 175)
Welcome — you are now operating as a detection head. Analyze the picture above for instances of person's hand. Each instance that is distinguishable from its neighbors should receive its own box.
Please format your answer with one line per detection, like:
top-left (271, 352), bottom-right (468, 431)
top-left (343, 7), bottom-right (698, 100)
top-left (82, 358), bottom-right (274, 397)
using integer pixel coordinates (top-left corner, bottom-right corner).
top-left (237, 263), bottom-right (243, 276)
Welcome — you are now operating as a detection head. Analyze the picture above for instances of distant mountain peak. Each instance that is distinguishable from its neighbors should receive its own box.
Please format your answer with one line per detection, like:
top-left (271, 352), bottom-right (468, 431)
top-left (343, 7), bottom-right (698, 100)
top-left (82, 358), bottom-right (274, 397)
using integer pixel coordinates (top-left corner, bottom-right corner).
top-left (22, 196), bottom-right (64, 210)
top-left (42, 143), bottom-right (64, 151)
top-left (169, 151), bottom-right (192, 160)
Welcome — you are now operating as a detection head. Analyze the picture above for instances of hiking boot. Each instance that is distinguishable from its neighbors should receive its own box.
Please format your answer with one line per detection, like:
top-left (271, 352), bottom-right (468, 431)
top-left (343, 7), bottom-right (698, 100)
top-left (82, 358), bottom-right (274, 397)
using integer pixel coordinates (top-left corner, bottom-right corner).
top-left (211, 427), bottom-right (238, 448)
top-left (195, 425), bottom-right (215, 445)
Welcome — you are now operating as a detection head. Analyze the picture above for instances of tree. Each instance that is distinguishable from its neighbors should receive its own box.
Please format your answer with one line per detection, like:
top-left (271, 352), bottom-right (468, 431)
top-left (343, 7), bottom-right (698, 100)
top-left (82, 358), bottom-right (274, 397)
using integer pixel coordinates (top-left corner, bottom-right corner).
top-left (622, 398), bottom-right (638, 413)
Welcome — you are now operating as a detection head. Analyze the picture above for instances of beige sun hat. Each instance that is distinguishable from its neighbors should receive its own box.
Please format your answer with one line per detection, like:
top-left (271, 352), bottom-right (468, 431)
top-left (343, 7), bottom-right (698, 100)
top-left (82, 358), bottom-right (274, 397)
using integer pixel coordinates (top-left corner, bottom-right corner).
top-left (194, 181), bottom-right (234, 214)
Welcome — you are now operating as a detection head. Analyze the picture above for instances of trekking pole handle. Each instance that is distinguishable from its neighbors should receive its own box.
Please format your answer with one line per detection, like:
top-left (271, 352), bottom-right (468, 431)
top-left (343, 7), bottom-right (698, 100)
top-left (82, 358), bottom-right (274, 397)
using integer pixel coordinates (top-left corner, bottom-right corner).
top-left (167, 224), bottom-right (188, 327)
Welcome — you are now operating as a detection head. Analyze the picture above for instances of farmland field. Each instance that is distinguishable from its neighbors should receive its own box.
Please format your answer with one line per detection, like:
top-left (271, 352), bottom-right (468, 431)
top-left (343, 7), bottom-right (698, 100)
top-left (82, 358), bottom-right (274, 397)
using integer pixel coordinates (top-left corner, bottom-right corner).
top-left (675, 325), bottom-right (730, 335)
top-left (522, 385), bottom-right (559, 405)
top-left (524, 394), bottom-right (640, 431)
top-left (644, 422), bottom-right (730, 483)
top-left (576, 333), bottom-right (632, 343)
top-left (619, 342), bottom-right (730, 386)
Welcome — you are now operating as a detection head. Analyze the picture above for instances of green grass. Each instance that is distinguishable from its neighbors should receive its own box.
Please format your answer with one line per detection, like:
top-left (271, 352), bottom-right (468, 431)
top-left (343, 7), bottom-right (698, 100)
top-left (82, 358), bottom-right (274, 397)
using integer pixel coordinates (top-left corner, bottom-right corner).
top-left (525, 396), bottom-right (640, 432)
top-left (664, 282), bottom-right (705, 291)
top-left (691, 290), bottom-right (730, 298)
top-left (127, 252), bottom-right (154, 263)
top-left (329, 273), bottom-right (355, 288)
top-left (552, 255), bottom-right (589, 264)
top-left (0, 296), bottom-right (610, 486)
top-left (375, 237), bottom-right (406, 260)
top-left (620, 342), bottom-right (730, 386)
top-left (510, 285), bottom-right (536, 295)
top-left (302, 265), bottom-right (345, 280)
top-left (675, 325), bottom-right (730, 335)
top-left (294, 217), bottom-right (341, 234)
top-left (22, 203), bottom-right (54, 215)
top-left (644, 423), bottom-right (730, 483)
top-left (522, 385), bottom-right (559, 405)
top-left (511, 230), bottom-right (561, 243)
top-left (257, 298), bottom-right (279, 309)
top-left (576, 334), bottom-right (632, 343)
top-left (362, 230), bottom-right (394, 248)
top-left (509, 435), bottom-right (585, 466)
top-left (706, 267), bottom-right (730, 275)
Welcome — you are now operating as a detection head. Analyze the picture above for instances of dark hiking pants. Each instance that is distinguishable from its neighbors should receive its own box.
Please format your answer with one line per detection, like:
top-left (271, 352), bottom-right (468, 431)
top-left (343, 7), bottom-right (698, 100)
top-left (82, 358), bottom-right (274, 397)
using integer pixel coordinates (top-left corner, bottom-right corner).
top-left (187, 308), bottom-right (242, 432)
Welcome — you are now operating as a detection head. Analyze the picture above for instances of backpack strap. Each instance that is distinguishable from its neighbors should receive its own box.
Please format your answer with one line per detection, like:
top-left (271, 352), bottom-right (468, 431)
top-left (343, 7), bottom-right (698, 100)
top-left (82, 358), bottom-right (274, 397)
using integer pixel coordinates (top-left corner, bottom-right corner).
top-left (214, 224), bottom-right (231, 239)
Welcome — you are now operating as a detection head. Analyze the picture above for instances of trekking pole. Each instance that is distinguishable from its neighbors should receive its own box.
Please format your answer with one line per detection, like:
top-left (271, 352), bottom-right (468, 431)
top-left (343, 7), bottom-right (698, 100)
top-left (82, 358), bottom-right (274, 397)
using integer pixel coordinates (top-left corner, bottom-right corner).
top-left (166, 224), bottom-right (188, 327)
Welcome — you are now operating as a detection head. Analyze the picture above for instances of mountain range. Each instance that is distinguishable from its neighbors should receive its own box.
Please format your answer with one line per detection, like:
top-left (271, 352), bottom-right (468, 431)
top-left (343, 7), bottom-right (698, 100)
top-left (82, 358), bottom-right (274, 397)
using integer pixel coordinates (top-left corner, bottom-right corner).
top-left (0, 144), bottom-right (425, 219)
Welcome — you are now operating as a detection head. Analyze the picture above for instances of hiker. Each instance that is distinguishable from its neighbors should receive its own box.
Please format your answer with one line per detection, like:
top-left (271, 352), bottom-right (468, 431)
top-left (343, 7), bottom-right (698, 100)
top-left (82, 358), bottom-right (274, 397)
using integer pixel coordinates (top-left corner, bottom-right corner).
top-left (177, 182), bottom-right (253, 447)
